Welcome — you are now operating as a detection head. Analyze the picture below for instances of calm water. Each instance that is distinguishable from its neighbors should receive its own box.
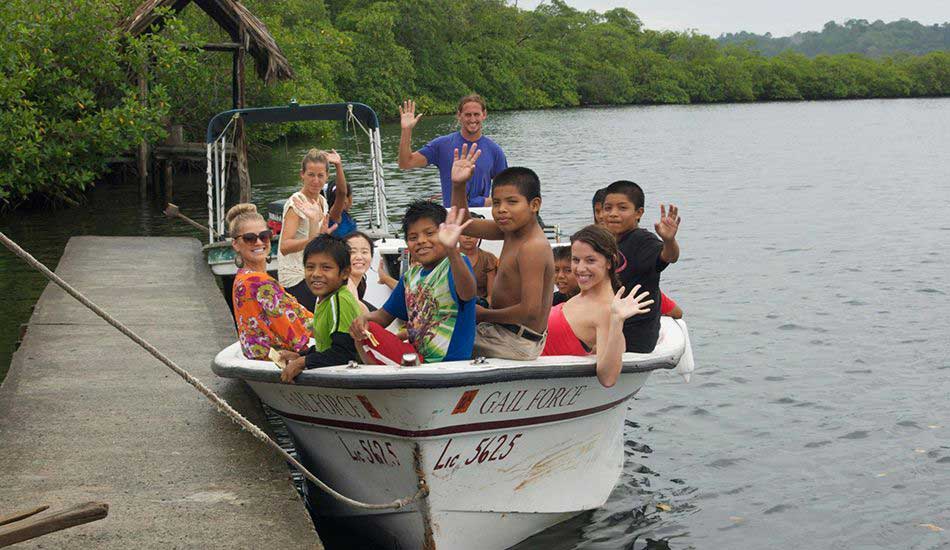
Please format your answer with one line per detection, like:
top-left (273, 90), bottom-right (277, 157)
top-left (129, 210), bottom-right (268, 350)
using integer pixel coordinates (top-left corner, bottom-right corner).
top-left (2, 98), bottom-right (948, 548)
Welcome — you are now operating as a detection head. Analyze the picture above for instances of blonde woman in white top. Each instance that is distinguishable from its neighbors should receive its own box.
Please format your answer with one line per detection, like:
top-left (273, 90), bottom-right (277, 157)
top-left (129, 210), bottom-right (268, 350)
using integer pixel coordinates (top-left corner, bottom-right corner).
top-left (278, 148), bottom-right (348, 310)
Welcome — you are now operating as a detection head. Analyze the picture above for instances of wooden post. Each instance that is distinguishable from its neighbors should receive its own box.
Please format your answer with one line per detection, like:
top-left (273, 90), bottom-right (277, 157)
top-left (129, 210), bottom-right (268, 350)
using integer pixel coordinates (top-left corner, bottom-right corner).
top-left (167, 124), bottom-right (184, 145)
top-left (0, 502), bottom-right (108, 547)
top-left (161, 125), bottom-right (180, 206)
top-left (0, 506), bottom-right (48, 527)
top-left (137, 70), bottom-right (150, 196)
top-left (233, 28), bottom-right (251, 204)
top-left (231, 43), bottom-right (240, 110)
top-left (164, 160), bottom-right (174, 205)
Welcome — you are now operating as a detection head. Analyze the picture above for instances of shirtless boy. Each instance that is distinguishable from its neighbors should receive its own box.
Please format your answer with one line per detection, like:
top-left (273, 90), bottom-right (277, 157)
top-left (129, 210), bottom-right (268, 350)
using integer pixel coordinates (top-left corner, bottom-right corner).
top-left (450, 144), bottom-right (554, 360)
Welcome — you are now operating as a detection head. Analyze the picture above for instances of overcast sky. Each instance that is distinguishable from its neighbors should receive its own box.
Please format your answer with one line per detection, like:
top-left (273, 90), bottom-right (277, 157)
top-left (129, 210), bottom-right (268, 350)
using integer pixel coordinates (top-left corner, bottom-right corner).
top-left (517, 0), bottom-right (948, 37)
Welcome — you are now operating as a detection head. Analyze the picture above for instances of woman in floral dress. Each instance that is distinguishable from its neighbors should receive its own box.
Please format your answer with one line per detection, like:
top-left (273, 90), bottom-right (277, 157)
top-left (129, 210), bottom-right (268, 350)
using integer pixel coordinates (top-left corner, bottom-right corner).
top-left (227, 203), bottom-right (313, 360)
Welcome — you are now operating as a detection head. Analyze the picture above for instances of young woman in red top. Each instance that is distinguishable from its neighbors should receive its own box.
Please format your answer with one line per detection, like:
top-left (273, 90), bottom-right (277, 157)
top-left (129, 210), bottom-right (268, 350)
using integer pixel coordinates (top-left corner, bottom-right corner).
top-left (541, 225), bottom-right (653, 387)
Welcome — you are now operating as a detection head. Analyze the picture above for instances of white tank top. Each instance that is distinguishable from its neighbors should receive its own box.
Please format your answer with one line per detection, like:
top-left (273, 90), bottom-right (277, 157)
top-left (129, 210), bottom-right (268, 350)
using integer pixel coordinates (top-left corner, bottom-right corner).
top-left (277, 191), bottom-right (326, 287)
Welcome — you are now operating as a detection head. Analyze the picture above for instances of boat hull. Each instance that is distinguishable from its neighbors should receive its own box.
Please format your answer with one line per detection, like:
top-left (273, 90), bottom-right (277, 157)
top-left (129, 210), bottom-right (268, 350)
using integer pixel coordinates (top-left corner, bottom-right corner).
top-left (251, 372), bottom-right (647, 549)
top-left (213, 317), bottom-right (692, 549)
top-left (203, 239), bottom-right (278, 277)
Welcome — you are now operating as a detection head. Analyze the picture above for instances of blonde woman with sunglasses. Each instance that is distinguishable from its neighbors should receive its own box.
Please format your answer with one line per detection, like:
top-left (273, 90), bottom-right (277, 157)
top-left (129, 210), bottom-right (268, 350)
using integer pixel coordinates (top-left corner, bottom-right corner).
top-left (228, 203), bottom-right (313, 360)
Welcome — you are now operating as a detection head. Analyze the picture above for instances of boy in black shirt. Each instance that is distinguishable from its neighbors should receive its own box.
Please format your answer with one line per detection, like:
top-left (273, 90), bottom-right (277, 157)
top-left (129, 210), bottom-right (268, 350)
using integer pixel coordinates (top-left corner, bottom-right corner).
top-left (601, 180), bottom-right (681, 353)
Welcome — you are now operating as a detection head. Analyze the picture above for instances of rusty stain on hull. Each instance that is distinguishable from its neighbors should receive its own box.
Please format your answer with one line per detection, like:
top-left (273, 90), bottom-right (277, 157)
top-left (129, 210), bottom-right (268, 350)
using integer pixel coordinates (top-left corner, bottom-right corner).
top-left (414, 443), bottom-right (436, 550)
top-left (514, 435), bottom-right (600, 491)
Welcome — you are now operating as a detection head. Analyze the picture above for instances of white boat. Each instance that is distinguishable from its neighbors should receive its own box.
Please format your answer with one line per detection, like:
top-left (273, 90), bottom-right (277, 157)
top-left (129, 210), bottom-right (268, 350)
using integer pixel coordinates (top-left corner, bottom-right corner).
top-left (203, 238), bottom-right (278, 277)
top-left (204, 102), bottom-right (695, 549)
top-left (212, 317), bottom-right (693, 550)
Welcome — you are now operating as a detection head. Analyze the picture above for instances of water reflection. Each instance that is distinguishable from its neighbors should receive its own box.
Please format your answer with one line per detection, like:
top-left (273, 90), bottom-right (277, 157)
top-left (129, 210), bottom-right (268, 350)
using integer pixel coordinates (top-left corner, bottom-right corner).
top-left (2, 98), bottom-right (949, 549)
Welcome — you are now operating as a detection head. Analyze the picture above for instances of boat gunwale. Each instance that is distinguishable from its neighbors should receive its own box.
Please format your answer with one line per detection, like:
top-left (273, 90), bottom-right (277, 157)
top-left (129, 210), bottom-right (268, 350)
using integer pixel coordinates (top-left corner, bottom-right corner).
top-left (211, 345), bottom-right (681, 389)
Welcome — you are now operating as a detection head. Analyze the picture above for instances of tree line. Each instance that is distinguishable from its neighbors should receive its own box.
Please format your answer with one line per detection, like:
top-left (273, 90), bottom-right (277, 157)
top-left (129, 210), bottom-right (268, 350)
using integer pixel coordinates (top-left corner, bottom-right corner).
top-left (719, 19), bottom-right (950, 58)
top-left (2, 0), bottom-right (949, 205)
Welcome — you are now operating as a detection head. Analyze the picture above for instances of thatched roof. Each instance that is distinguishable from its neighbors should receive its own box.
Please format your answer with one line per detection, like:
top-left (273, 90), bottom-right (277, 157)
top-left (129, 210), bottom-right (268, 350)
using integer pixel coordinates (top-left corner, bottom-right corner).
top-left (120, 0), bottom-right (294, 84)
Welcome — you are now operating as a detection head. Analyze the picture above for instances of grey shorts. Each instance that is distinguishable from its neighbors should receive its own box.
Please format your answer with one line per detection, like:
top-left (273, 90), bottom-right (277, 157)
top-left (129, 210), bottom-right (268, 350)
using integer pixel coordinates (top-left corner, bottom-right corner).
top-left (472, 322), bottom-right (546, 361)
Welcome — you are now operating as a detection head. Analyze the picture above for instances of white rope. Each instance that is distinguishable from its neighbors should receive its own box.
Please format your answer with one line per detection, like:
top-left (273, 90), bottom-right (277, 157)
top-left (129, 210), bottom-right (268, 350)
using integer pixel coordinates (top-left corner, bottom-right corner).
top-left (212, 141), bottom-right (221, 238)
top-left (0, 232), bottom-right (428, 511)
top-left (206, 144), bottom-right (214, 243)
top-left (371, 128), bottom-right (390, 234)
top-left (219, 131), bottom-right (226, 236)
top-left (219, 118), bottom-right (239, 234)
top-left (345, 104), bottom-right (372, 138)
top-left (208, 115), bottom-right (238, 238)
top-left (345, 105), bottom-right (389, 233)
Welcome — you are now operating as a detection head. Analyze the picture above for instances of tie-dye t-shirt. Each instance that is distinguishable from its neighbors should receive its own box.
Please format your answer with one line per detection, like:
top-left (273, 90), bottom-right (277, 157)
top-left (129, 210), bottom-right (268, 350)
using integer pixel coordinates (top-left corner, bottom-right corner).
top-left (382, 256), bottom-right (475, 363)
top-left (232, 268), bottom-right (312, 359)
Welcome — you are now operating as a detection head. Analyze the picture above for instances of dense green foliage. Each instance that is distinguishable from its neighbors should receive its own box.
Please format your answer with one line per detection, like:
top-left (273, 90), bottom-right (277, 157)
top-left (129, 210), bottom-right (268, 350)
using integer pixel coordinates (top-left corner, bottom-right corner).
top-left (2, 0), bottom-right (950, 205)
top-left (719, 19), bottom-right (950, 58)
top-left (0, 0), bottom-right (196, 204)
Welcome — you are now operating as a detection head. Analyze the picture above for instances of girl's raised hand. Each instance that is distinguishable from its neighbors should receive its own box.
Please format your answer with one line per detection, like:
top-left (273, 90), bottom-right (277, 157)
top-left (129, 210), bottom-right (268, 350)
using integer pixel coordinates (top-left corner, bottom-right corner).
top-left (317, 213), bottom-right (338, 235)
top-left (610, 285), bottom-right (654, 320)
top-left (325, 149), bottom-right (342, 166)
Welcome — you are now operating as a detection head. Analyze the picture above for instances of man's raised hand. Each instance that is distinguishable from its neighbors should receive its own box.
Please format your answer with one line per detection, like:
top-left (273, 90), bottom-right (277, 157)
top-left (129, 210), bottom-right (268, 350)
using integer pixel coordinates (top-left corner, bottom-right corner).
top-left (451, 143), bottom-right (481, 185)
top-left (400, 100), bottom-right (422, 130)
top-left (610, 285), bottom-right (654, 321)
top-left (439, 206), bottom-right (474, 249)
top-left (655, 204), bottom-right (681, 242)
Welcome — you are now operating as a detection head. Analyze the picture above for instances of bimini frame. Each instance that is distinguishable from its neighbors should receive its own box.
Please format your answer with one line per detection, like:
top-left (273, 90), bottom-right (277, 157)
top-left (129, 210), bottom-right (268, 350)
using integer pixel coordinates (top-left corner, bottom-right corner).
top-left (205, 101), bottom-right (389, 242)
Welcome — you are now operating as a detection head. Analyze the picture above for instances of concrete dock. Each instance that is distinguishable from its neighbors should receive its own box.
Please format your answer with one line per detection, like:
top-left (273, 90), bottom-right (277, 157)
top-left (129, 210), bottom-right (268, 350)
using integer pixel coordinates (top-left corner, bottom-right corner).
top-left (0, 237), bottom-right (322, 548)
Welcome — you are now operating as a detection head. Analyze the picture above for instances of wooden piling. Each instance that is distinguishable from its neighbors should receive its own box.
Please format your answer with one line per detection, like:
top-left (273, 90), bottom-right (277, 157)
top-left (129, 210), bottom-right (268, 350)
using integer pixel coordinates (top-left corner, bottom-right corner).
top-left (233, 27), bottom-right (251, 204)
top-left (164, 160), bottom-right (174, 205)
top-left (136, 71), bottom-right (149, 196)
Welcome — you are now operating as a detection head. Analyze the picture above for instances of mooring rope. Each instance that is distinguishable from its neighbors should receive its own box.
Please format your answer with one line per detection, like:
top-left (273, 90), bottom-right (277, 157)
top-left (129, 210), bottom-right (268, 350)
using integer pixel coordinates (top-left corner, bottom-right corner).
top-left (345, 105), bottom-right (390, 233)
top-left (208, 114), bottom-right (239, 237)
top-left (345, 103), bottom-right (368, 156)
top-left (205, 143), bottom-right (214, 243)
top-left (0, 232), bottom-right (428, 511)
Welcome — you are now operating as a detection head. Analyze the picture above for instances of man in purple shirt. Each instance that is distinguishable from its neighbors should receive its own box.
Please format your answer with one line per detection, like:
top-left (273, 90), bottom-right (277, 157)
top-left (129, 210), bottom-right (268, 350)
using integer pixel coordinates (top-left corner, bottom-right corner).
top-left (398, 94), bottom-right (508, 207)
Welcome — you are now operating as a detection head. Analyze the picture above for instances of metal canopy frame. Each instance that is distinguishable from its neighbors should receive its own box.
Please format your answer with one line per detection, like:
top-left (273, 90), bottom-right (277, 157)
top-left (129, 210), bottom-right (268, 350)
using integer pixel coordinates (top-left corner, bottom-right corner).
top-left (205, 101), bottom-right (389, 242)
top-left (205, 101), bottom-right (380, 142)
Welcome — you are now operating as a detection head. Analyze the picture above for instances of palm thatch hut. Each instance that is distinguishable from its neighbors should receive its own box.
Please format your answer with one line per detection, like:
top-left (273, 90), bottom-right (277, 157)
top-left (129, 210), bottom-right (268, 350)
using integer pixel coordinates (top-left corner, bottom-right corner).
top-left (120, 0), bottom-right (294, 203)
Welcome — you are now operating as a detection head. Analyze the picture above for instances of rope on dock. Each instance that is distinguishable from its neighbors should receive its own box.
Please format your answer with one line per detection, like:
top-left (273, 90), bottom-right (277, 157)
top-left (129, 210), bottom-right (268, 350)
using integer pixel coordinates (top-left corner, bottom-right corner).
top-left (0, 232), bottom-right (428, 511)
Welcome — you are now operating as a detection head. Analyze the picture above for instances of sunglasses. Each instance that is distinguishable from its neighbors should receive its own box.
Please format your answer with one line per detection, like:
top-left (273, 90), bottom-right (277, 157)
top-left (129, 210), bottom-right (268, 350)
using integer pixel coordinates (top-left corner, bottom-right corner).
top-left (238, 230), bottom-right (273, 244)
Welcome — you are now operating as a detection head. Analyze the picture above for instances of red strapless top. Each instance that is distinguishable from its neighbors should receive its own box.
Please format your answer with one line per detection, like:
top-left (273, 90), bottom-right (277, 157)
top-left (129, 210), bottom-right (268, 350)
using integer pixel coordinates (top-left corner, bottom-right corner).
top-left (541, 303), bottom-right (592, 356)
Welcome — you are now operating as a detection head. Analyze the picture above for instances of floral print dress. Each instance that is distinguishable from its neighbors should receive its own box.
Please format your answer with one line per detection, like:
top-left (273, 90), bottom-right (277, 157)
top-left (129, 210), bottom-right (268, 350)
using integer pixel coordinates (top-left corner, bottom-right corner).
top-left (232, 268), bottom-right (313, 360)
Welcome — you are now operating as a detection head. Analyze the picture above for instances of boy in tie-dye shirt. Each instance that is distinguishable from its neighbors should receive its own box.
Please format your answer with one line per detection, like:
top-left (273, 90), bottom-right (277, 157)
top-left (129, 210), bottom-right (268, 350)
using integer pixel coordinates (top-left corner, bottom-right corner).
top-left (350, 201), bottom-right (476, 364)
